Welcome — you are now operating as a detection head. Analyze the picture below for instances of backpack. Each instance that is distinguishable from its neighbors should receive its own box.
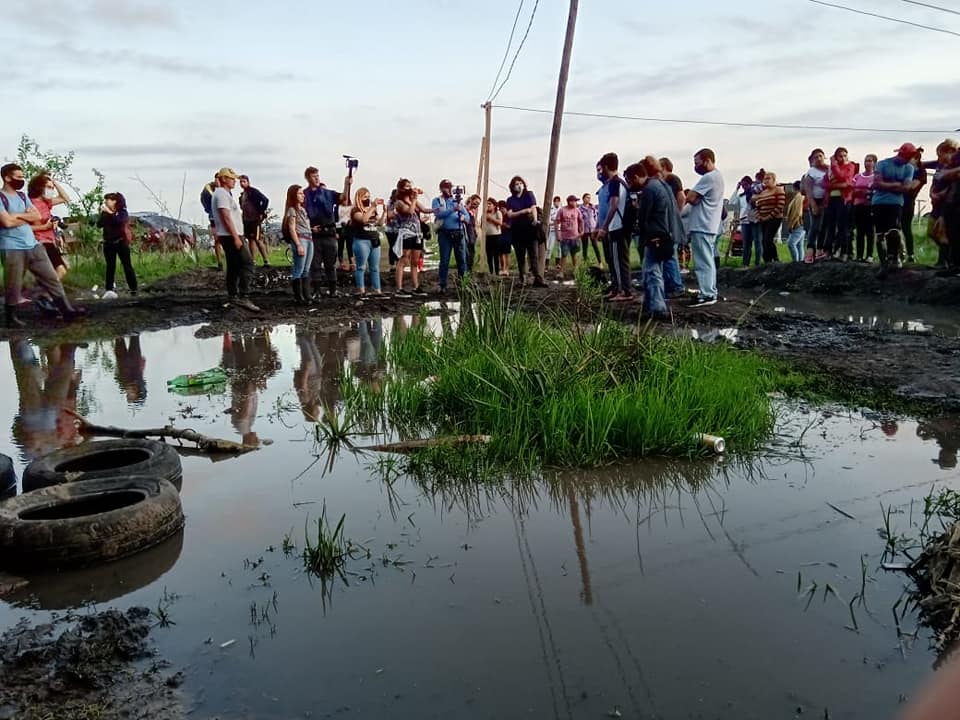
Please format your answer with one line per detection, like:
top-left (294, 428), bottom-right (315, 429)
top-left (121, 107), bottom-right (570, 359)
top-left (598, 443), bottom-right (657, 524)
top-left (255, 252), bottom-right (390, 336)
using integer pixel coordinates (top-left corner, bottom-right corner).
top-left (200, 183), bottom-right (214, 217)
top-left (0, 190), bottom-right (28, 212)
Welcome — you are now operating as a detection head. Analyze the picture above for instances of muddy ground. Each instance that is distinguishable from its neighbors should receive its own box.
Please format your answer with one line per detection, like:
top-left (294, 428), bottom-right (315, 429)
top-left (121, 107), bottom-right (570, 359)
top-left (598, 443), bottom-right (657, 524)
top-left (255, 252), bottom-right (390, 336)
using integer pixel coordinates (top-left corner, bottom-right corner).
top-left (3, 262), bottom-right (959, 411)
top-left (0, 606), bottom-right (185, 719)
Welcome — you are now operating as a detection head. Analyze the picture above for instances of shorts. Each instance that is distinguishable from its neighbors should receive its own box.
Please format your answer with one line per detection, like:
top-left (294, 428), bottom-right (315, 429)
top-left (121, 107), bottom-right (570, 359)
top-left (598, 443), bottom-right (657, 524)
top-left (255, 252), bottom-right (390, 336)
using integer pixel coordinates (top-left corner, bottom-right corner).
top-left (498, 235), bottom-right (513, 255)
top-left (402, 235), bottom-right (424, 252)
top-left (42, 242), bottom-right (65, 269)
top-left (242, 219), bottom-right (261, 240)
top-left (560, 240), bottom-right (580, 257)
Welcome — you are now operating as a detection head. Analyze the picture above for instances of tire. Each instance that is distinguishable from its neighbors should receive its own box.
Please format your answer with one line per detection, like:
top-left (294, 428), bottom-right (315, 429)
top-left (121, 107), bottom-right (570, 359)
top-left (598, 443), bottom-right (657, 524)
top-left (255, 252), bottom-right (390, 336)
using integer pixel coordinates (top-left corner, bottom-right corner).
top-left (0, 453), bottom-right (15, 499)
top-left (0, 475), bottom-right (184, 572)
top-left (22, 439), bottom-right (182, 493)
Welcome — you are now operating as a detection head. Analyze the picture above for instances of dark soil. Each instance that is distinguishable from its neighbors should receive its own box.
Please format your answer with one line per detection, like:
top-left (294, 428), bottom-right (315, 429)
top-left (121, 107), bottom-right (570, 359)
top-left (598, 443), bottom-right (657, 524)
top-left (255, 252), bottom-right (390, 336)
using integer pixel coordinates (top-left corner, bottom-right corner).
top-left (3, 262), bottom-right (960, 411)
top-left (0, 606), bottom-right (185, 719)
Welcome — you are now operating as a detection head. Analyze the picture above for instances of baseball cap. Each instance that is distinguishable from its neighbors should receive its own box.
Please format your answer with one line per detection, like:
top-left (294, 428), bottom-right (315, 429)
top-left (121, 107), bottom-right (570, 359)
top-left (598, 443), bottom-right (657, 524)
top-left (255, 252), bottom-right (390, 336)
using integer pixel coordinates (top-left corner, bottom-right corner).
top-left (216, 167), bottom-right (239, 180)
top-left (895, 143), bottom-right (919, 159)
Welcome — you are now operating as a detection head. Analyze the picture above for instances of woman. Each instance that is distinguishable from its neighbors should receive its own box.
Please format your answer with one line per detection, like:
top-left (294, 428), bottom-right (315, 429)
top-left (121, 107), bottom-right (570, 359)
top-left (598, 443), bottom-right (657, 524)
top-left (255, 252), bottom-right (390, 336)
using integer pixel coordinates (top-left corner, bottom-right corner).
top-left (852, 154), bottom-right (877, 262)
top-left (484, 198), bottom-right (504, 275)
top-left (283, 184), bottom-right (314, 305)
top-left (350, 187), bottom-right (382, 297)
top-left (903, 150), bottom-right (927, 263)
top-left (97, 192), bottom-right (138, 299)
top-left (504, 176), bottom-right (541, 285)
top-left (930, 140), bottom-right (960, 268)
top-left (751, 172), bottom-right (786, 263)
top-left (554, 194), bottom-right (583, 277)
top-left (823, 147), bottom-right (856, 260)
top-left (27, 174), bottom-right (70, 281)
top-left (392, 179), bottom-right (432, 297)
top-left (497, 200), bottom-right (512, 275)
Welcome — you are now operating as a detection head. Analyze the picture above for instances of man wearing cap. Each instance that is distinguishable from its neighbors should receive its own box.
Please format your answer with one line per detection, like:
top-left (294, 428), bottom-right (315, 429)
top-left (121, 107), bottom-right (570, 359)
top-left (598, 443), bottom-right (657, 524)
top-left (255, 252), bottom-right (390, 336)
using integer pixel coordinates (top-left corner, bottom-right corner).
top-left (238, 175), bottom-right (270, 267)
top-left (431, 180), bottom-right (470, 295)
top-left (212, 168), bottom-right (259, 311)
top-left (872, 143), bottom-right (917, 269)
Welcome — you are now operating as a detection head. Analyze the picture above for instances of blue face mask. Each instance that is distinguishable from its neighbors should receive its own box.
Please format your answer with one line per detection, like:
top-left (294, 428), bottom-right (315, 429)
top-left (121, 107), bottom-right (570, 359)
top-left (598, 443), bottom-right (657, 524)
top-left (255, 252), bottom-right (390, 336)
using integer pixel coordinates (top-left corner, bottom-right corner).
top-left (596, 171), bottom-right (605, 183)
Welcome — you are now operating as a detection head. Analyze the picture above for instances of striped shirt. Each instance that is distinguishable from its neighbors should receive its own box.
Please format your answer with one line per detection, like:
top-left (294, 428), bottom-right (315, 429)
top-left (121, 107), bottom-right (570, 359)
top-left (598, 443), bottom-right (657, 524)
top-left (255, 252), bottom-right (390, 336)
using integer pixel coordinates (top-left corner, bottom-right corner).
top-left (753, 187), bottom-right (786, 222)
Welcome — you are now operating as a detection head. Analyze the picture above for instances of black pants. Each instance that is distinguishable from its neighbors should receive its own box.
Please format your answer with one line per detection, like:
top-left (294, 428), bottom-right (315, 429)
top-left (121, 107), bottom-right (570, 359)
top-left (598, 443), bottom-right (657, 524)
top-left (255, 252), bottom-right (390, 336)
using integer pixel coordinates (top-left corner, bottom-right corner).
top-left (760, 219), bottom-right (781, 263)
top-left (872, 205), bottom-right (901, 265)
top-left (854, 204), bottom-right (874, 260)
top-left (512, 226), bottom-right (540, 282)
top-left (485, 235), bottom-right (499, 274)
top-left (104, 241), bottom-right (138, 292)
top-left (386, 232), bottom-right (399, 266)
top-left (311, 233), bottom-right (338, 291)
top-left (822, 197), bottom-right (850, 257)
top-left (219, 236), bottom-right (254, 298)
top-left (337, 232), bottom-right (354, 264)
top-left (900, 200), bottom-right (916, 258)
top-left (945, 204), bottom-right (960, 268)
top-left (608, 229), bottom-right (632, 294)
top-left (581, 233), bottom-right (602, 264)
top-left (466, 241), bottom-right (476, 272)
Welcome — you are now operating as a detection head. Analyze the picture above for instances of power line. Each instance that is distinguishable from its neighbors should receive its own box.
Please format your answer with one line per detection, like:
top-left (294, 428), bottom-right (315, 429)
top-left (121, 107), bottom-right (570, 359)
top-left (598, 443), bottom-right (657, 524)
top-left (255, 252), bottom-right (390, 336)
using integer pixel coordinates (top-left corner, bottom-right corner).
top-left (898, 0), bottom-right (960, 16)
top-left (488, 0), bottom-right (541, 103)
top-left (493, 104), bottom-right (955, 134)
top-left (485, 0), bottom-right (526, 103)
top-left (807, 0), bottom-right (960, 37)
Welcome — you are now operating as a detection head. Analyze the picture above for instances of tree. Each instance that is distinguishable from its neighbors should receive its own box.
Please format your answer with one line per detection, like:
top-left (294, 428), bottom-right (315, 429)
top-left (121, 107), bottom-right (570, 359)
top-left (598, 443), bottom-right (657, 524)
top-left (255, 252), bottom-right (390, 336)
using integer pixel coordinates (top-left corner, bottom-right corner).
top-left (15, 134), bottom-right (105, 220)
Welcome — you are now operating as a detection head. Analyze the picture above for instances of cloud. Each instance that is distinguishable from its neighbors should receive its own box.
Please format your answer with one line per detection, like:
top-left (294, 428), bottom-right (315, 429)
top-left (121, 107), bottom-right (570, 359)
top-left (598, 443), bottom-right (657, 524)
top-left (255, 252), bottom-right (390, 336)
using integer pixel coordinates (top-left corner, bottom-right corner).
top-left (75, 142), bottom-right (284, 158)
top-left (8, 0), bottom-right (178, 31)
top-left (88, 0), bottom-right (178, 29)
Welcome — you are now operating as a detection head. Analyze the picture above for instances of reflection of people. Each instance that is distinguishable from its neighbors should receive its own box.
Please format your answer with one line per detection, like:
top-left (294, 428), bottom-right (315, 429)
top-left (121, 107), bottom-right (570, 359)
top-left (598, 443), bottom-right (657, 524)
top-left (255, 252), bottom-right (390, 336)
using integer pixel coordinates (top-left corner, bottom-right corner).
top-left (221, 330), bottom-right (280, 446)
top-left (917, 417), bottom-right (960, 470)
top-left (294, 329), bottom-right (348, 422)
top-left (10, 339), bottom-right (81, 461)
top-left (351, 319), bottom-right (384, 387)
top-left (113, 335), bottom-right (146, 405)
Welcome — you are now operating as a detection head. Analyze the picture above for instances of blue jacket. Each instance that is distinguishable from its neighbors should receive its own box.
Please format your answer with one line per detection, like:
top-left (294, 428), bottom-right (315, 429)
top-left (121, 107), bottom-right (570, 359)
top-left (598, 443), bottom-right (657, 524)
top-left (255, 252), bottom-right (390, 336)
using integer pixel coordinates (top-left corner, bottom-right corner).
top-left (432, 196), bottom-right (471, 232)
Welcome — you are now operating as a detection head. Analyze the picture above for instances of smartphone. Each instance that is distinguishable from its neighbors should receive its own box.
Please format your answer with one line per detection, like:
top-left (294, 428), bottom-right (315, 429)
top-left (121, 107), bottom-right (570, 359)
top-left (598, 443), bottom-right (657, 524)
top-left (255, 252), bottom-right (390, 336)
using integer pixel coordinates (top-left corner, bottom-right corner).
top-left (375, 198), bottom-right (385, 206)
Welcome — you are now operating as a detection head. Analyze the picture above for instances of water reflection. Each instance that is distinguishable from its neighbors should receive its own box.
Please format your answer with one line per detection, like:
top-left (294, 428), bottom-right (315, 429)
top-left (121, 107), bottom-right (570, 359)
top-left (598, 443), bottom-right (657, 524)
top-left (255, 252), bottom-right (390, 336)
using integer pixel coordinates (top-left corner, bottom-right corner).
top-left (221, 330), bottom-right (280, 446)
top-left (113, 335), bottom-right (146, 405)
top-left (918, 416), bottom-right (960, 469)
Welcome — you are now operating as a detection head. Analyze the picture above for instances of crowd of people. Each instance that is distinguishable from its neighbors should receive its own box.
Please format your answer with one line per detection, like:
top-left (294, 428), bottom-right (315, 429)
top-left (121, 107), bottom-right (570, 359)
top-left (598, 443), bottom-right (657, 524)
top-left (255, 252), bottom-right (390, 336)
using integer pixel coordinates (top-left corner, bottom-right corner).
top-left (2, 135), bottom-right (959, 327)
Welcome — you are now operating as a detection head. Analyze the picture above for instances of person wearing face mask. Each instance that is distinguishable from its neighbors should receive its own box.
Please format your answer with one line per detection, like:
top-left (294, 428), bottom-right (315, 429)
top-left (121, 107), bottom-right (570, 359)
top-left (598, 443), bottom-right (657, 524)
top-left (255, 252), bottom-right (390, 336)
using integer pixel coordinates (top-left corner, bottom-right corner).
top-left (0, 163), bottom-right (85, 328)
top-left (350, 187), bottom-right (383, 297)
top-left (554, 194), bottom-right (583, 278)
top-left (547, 195), bottom-right (562, 271)
top-left (823, 147), bottom-right (856, 261)
top-left (27, 174), bottom-right (70, 282)
top-left (97, 192), bottom-right (139, 300)
top-left (684, 148), bottom-right (725, 307)
top-left (392, 178), bottom-right (433, 297)
top-left (596, 153), bottom-right (632, 301)
top-left (852, 154), bottom-right (877, 262)
top-left (504, 176), bottom-right (545, 286)
top-left (431, 180), bottom-right (471, 296)
top-left (872, 143), bottom-right (918, 269)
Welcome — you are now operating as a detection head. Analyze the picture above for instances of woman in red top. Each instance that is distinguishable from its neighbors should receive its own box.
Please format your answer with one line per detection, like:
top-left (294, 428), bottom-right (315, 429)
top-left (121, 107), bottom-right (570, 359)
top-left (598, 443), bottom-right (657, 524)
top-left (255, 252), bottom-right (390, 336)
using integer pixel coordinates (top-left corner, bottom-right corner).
top-left (27, 174), bottom-right (71, 280)
top-left (823, 147), bottom-right (857, 260)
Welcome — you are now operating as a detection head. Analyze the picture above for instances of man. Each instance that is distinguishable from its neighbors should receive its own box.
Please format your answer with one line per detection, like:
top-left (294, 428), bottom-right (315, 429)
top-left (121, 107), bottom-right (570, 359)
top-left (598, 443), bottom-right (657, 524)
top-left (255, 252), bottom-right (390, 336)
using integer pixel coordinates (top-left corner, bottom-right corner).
top-left (801, 149), bottom-right (829, 263)
top-left (200, 174), bottom-right (223, 270)
top-left (211, 167), bottom-right (259, 311)
top-left (464, 193), bottom-right (481, 272)
top-left (596, 152), bottom-right (632, 301)
top-left (547, 195), bottom-right (562, 271)
top-left (579, 193), bottom-right (601, 265)
top-left (0, 163), bottom-right (84, 327)
top-left (238, 175), bottom-right (270, 267)
top-left (304, 166), bottom-right (352, 298)
top-left (902, 150), bottom-right (926, 264)
top-left (872, 143), bottom-right (917, 270)
top-left (431, 180), bottom-right (471, 296)
top-left (684, 148), bottom-right (725, 307)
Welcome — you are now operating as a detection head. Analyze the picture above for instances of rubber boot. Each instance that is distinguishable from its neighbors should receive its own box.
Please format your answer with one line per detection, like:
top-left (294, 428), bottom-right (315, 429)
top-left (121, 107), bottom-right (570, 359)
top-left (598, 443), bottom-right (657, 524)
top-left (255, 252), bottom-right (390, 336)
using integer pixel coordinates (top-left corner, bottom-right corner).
top-left (291, 278), bottom-right (304, 304)
top-left (301, 278), bottom-right (316, 305)
top-left (55, 297), bottom-right (86, 322)
top-left (4, 305), bottom-right (26, 329)
top-left (327, 279), bottom-right (337, 298)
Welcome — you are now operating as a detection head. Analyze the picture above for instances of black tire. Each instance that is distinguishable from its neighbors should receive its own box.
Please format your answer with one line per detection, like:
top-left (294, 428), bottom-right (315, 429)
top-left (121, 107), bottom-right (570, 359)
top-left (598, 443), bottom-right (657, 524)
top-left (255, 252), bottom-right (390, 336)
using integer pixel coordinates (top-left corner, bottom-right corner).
top-left (0, 453), bottom-right (15, 499)
top-left (0, 475), bottom-right (184, 572)
top-left (22, 439), bottom-right (182, 493)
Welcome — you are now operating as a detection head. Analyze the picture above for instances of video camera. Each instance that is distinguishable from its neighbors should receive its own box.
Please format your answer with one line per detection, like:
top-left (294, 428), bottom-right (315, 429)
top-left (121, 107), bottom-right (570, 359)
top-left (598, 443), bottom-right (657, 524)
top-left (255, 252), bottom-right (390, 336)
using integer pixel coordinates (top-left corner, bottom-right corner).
top-left (343, 155), bottom-right (359, 171)
top-left (453, 185), bottom-right (465, 202)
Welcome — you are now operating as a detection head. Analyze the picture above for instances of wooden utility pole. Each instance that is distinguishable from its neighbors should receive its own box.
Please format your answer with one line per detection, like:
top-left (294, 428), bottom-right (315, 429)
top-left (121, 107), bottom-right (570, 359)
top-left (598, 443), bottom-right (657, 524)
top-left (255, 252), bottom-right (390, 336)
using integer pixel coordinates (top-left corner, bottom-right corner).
top-left (478, 102), bottom-right (493, 274)
top-left (540, 0), bottom-right (579, 240)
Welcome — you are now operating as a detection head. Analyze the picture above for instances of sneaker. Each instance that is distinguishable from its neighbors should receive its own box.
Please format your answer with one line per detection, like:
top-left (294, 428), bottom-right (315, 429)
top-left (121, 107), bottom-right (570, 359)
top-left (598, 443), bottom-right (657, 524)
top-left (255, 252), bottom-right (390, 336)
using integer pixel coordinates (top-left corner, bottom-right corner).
top-left (395, 289), bottom-right (412, 298)
top-left (234, 298), bottom-right (261, 312)
top-left (666, 289), bottom-right (687, 300)
top-left (101, 290), bottom-right (119, 300)
top-left (688, 296), bottom-right (717, 308)
top-left (412, 286), bottom-right (428, 296)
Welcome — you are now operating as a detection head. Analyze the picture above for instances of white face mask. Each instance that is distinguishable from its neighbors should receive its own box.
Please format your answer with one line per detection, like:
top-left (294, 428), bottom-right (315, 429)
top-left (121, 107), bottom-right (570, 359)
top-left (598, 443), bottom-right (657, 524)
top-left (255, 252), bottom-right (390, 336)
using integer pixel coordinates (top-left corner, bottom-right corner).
top-left (513, 184), bottom-right (523, 193)
top-left (43, 188), bottom-right (58, 200)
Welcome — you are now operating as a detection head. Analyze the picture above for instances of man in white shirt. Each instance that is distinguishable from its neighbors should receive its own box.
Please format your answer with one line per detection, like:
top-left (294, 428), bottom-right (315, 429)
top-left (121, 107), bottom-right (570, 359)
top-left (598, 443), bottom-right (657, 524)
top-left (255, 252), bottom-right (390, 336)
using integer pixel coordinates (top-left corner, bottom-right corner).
top-left (212, 167), bottom-right (258, 311)
top-left (684, 148), bottom-right (725, 307)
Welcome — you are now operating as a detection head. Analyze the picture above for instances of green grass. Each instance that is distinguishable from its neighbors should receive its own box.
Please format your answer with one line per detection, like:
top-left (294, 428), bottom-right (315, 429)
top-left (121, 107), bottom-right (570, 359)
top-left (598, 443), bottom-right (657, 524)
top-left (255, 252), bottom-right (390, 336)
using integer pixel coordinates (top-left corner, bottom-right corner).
top-left (302, 504), bottom-right (348, 579)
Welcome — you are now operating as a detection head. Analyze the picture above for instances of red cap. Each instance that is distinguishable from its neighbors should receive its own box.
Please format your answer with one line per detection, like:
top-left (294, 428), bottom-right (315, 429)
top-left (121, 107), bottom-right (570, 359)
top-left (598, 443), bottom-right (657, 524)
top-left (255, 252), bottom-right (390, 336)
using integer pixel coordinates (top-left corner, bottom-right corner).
top-left (895, 142), bottom-right (918, 159)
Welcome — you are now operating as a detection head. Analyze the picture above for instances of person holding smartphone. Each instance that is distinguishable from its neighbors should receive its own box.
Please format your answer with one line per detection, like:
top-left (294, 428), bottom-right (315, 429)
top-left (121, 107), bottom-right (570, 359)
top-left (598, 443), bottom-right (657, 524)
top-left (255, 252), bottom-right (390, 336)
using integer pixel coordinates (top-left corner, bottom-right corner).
top-left (98, 192), bottom-right (139, 300)
top-left (27, 174), bottom-right (70, 281)
top-left (392, 178), bottom-right (433, 297)
top-left (350, 187), bottom-right (383, 297)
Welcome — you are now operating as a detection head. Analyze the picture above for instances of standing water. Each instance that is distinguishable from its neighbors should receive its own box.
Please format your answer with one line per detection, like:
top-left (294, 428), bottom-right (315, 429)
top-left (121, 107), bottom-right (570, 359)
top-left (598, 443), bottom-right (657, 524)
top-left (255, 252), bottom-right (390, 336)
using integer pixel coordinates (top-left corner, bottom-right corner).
top-left (0, 320), bottom-right (956, 719)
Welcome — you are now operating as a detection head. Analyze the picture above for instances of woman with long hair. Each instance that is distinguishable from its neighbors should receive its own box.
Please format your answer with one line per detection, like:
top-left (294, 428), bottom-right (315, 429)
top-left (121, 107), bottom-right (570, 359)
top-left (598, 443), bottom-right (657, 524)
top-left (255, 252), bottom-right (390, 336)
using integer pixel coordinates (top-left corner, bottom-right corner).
top-left (823, 147), bottom-right (856, 260)
top-left (852, 154), bottom-right (877, 262)
top-left (484, 197), bottom-right (503, 275)
top-left (284, 184), bottom-right (314, 304)
top-left (350, 187), bottom-right (382, 296)
top-left (504, 175), bottom-right (542, 285)
top-left (497, 199), bottom-right (512, 275)
top-left (751, 172), bottom-right (786, 263)
top-left (392, 178), bottom-right (433, 297)
top-left (27, 173), bottom-right (70, 281)
top-left (97, 192), bottom-right (138, 299)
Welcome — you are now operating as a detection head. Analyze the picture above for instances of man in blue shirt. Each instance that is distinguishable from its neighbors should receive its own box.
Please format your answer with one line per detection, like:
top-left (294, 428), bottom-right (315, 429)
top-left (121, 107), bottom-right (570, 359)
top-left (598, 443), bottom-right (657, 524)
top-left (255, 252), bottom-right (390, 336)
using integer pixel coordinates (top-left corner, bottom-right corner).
top-left (0, 163), bottom-right (84, 327)
top-left (431, 180), bottom-right (471, 295)
top-left (872, 143), bottom-right (917, 269)
top-left (303, 166), bottom-right (352, 298)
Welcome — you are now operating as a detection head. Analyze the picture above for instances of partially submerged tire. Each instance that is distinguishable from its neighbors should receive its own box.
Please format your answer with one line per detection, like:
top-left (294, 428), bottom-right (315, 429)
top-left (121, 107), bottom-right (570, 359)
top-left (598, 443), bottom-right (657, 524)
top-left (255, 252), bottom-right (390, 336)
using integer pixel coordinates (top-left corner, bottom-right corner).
top-left (0, 476), bottom-right (185, 571)
top-left (0, 453), bottom-right (15, 499)
top-left (22, 439), bottom-right (182, 493)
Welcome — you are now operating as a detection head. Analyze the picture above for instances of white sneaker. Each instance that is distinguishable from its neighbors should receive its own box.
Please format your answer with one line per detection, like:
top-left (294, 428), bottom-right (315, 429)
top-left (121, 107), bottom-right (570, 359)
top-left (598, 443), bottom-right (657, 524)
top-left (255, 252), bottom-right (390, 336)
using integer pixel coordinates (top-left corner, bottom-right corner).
top-left (101, 290), bottom-right (119, 300)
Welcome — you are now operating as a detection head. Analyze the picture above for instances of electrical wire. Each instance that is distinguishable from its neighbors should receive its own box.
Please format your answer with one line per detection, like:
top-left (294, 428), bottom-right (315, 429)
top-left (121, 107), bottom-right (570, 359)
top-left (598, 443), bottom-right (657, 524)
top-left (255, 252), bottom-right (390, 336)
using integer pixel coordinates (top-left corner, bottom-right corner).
top-left (493, 104), bottom-right (955, 134)
top-left (898, 0), bottom-right (960, 16)
top-left (488, 0), bottom-right (541, 104)
top-left (485, 0), bottom-right (526, 103)
top-left (807, 0), bottom-right (960, 36)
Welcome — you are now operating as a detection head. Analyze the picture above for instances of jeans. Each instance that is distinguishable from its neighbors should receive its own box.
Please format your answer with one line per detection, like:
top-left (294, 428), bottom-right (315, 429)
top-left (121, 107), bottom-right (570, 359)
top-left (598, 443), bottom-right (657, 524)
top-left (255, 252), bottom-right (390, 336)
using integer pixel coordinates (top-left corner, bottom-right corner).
top-left (663, 253), bottom-right (683, 294)
top-left (804, 207), bottom-right (824, 250)
top-left (787, 228), bottom-right (805, 262)
top-left (581, 233), bottom-right (602, 264)
top-left (437, 229), bottom-right (466, 289)
top-left (642, 245), bottom-right (667, 314)
top-left (608, 229), bottom-right (631, 294)
top-left (289, 236), bottom-right (314, 280)
top-left (823, 197), bottom-right (850, 256)
top-left (352, 238), bottom-right (381, 291)
top-left (104, 240), bottom-right (138, 292)
top-left (310, 233), bottom-right (339, 292)
top-left (219, 235), bottom-right (254, 298)
top-left (741, 223), bottom-right (761, 267)
top-left (2, 245), bottom-right (70, 306)
top-left (689, 231), bottom-right (718, 299)
top-left (760, 218), bottom-right (781, 263)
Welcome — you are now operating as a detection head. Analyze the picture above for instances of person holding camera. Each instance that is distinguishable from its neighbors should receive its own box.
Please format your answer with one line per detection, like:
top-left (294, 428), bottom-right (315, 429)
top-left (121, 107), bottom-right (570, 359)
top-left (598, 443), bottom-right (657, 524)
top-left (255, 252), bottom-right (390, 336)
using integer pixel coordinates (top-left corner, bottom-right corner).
top-left (432, 180), bottom-right (470, 295)
top-left (350, 187), bottom-right (383, 297)
top-left (391, 178), bottom-right (433, 297)
top-left (27, 174), bottom-right (70, 282)
top-left (304, 165), bottom-right (352, 299)
top-left (505, 176), bottom-right (545, 286)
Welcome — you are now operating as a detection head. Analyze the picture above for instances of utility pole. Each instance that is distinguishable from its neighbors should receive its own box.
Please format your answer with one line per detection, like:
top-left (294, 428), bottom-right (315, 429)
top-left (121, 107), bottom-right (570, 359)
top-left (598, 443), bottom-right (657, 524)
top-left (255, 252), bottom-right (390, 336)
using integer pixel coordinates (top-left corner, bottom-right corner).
top-left (540, 0), bottom-right (579, 244)
top-left (478, 102), bottom-right (493, 275)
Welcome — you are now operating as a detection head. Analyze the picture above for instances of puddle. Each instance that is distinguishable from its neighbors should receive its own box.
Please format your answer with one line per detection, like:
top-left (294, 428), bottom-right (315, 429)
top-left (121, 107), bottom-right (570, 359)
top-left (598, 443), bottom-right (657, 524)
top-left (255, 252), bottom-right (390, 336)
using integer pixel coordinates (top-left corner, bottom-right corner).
top-left (1, 324), bottom-right (959, 718)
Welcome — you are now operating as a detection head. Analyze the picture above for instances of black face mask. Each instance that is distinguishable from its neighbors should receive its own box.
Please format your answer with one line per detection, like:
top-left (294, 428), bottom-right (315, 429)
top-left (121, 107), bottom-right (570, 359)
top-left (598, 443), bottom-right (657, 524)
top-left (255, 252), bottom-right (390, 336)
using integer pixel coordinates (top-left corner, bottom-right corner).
top-left (8, 178), bottom-right (24, 190)
top-left (362, 200), bottom-right (371, 207)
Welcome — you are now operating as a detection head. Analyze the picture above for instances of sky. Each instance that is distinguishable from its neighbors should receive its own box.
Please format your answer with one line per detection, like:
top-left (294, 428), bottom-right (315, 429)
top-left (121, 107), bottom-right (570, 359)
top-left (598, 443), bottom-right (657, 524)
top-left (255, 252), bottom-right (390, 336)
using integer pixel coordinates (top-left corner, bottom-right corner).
top-left (3, 0), bottom-right (957, 223)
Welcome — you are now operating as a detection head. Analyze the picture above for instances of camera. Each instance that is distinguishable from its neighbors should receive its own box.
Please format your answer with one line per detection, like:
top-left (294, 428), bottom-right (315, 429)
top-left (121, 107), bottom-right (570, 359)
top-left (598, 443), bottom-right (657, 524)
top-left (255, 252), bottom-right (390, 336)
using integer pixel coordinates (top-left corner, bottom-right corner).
top-left (343, 155), bottom-right (359, 171)
top-left (453, 185), bottom-right (465, 202)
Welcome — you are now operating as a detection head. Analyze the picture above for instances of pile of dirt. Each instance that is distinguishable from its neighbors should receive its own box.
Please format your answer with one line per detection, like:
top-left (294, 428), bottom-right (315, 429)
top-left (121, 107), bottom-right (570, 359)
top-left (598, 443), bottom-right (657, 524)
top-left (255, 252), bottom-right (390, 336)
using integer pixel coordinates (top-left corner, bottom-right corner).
top-left (0, 606), bottom-right (185, 719)
top-left (904, 523), bottom-right (960, 663)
